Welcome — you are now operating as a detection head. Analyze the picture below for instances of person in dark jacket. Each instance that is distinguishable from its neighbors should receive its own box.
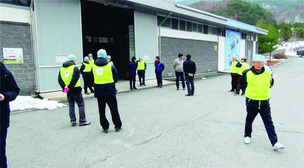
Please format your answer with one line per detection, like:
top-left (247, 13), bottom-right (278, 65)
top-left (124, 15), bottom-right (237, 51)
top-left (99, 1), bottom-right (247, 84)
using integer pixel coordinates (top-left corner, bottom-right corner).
top-left (58, 54), bottom-right (91, 127)
top-left (0, 62), bottom-right (20, 168)
top-left (128, 57), bottom-right (137, 90)
top-left (239, 54), bottom-right (284, 151)
top-left (80, 56), bottom-right (94, 95)
top-left (92, 49), bottom-right (122, 133)
top-left (183, 54), bottom-right (196, 96)
top-left (154, 56), bottom-right (165, 88)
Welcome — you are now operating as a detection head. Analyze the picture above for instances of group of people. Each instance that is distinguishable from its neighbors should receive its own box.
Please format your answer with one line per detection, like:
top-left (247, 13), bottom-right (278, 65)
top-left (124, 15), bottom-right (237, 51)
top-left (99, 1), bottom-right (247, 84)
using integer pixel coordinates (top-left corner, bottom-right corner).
top-left (58, 49), bottom-right (122, 133)
top-left (0, 50), bottom-right (286, 167)
top-left (230, 54), bottom-right (284, 151)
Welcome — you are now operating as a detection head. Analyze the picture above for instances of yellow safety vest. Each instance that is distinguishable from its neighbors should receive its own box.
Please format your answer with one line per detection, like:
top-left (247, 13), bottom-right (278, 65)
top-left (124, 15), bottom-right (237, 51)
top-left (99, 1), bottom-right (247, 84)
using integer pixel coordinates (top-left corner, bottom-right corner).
top-left (240, 62), bottom-right (250, 74)
top-left (245, 70), bottom-right (272, 100)
top-left (231, 61), bottom-right (243, 75)
top-left (92, 63), bottom-right (114, 84)
top-left (89, 59), bottom-right (94, 67)
top-left (82, 62), bottom-right (91, 72)
top-left (137, 61), bottom-right (145, 70)
top-left (108, 61), bottom-right (113, 66)
top-left (60, 65), bottom-right (81, 87)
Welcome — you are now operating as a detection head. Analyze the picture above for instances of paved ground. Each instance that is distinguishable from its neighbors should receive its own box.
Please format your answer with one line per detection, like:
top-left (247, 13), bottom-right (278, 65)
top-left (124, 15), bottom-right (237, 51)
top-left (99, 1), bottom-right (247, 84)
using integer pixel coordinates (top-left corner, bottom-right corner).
top-left (7, 57), bottom-right (304, 168)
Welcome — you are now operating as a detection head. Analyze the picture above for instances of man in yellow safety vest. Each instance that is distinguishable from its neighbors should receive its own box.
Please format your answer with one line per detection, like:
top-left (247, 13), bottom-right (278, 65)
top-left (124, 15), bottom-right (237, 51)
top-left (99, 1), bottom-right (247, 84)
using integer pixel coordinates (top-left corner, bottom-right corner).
top-left (91, 49), bottom-right (122, 133)
top-left (239, 54), bottom-right (284, 151)
top-left (80, 56), bottom-right (94, 95)
top-left (137, 57), bottom-right (147, 86)
top-left (58, 54), bottom-right (91, 127)
top-left (230, 55), bottom-right (243, 94)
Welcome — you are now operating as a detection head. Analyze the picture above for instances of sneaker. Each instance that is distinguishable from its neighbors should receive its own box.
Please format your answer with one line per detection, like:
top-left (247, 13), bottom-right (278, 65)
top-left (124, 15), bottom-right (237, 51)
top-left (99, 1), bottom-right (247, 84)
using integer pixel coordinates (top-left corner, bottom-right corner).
top-left (134, 87), bottom-right (137, 90)
top-left (183, 88), bottom-right (185, 90)
top-left (103, 129), bottom-right (108, 133)
top-left (159, 85), bottom-right (163, 88)
top-left (71, 121), bottom-right (77, 127)
top-left (244, 137), bottom-right (251, 144)
top-left (185, 94), bottom-right (192, 96)
top-left (273, 142), bottom-right (284, 151)
top-left (177, 88), bottom-right (179, 90)
top-left (143, 84), bottom-right (146, 86)
top-left (115, 128), bottom-right (122, 132)
top-left (85, 92), bottom-right (90, 95)
top-left (79, 121), bottom-right (91, 126)
top-left (229, 89), bottom-right (234, 92)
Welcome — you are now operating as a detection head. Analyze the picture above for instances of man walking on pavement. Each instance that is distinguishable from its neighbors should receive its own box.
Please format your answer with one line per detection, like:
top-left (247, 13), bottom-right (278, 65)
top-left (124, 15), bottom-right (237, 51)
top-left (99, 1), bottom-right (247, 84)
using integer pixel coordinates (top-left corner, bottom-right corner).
top-left (173, 53), bottom-right (185, 90)
top-left (239, 54), bottom-right (284, 151)
top-left (0, 61), bottom-right (20, 168)
top-left (80, 56), bottom-right (94, 95)
top-left (58, 54), bottom-right (91, 127)
top-left (137, 57), bottom-right (147, 87)
top-left (183, 54), bottom-right (196, 96)
top-left (128, 57), bottom-right (137, 90)
top-left (155, 56), bottom-right (165, 88)
top-left (92, 49), bottom-right (122, 133)
top-left (230, 55), bottom-right (243, 94)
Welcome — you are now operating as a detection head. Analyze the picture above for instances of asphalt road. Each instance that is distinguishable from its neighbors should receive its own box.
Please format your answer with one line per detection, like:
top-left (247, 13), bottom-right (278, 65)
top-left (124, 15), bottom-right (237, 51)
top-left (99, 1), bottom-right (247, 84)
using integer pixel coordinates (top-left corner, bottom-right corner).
top-left (7, 57), bottom-right (304, 168)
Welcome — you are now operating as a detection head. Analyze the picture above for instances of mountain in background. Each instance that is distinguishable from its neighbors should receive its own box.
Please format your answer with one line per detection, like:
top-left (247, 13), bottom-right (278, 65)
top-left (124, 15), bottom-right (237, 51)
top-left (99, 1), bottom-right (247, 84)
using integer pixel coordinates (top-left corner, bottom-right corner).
top-left (170, 0), bottom-right (304, 24)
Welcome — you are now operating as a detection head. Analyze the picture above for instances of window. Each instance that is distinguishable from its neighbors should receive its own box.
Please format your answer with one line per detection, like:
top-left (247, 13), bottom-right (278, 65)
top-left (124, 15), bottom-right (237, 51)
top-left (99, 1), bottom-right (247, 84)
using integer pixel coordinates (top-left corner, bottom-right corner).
top-left (186, 22), bottom-right (192, 32)
top-left (198, 24), bottom-right (203, 33)
top-left (193, 23), bottom-right (198, 32)
top-left (179, 20), bottom-right (186, 31)
top-left (157, 16), bottom-right (171, 28)
top-left (0, 0), bottom-right (31, 6)
top-left (172, 19), bottom-right (178, 30)
top-left (204, 25), bottom-right (208, 34)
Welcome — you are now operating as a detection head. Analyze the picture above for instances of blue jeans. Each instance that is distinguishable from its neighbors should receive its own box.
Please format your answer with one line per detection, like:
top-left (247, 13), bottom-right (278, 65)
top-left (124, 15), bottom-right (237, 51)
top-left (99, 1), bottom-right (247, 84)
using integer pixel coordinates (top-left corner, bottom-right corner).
top-left (185, 76), bottom-right (194, 95)
top-left (245, 99), bottom-right (278, 146)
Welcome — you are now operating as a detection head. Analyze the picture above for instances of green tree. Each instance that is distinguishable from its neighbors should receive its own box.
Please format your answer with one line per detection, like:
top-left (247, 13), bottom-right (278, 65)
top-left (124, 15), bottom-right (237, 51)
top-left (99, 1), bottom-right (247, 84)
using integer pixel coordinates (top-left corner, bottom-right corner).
top-left (210, 0), bottom-right (276, 25)
top-left (279, 22), bottom-right (292, 41)
top-left (256, 20), bottom-right (279, 61)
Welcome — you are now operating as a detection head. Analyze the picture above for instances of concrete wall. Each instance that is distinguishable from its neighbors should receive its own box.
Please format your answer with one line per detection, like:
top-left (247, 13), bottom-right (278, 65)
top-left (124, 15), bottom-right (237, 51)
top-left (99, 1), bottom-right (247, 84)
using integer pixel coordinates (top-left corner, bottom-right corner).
top-left (160, 37), bottom-right (218, 78)
top-left (0, 22), bottom-right (35, 95)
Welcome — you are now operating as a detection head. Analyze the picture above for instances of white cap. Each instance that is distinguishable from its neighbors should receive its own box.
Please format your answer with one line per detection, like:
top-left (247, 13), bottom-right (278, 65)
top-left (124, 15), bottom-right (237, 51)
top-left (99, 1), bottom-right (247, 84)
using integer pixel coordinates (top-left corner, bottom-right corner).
top-left (252, 54), bottom-right (266, 62)
top-left (97, 49), bottom-right (107, 58)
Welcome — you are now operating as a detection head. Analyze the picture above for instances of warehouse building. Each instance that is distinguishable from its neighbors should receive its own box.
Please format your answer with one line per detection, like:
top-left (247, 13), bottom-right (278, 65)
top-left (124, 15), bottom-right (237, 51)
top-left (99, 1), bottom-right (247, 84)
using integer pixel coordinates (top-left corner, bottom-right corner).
top-left (0, 0), bottom-right (267, 94)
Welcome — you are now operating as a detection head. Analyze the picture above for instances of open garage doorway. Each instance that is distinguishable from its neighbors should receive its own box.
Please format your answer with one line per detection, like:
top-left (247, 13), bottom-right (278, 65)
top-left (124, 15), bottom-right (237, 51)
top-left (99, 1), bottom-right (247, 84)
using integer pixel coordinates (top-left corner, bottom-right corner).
top-left (81, 1), bottom-right (134, 79)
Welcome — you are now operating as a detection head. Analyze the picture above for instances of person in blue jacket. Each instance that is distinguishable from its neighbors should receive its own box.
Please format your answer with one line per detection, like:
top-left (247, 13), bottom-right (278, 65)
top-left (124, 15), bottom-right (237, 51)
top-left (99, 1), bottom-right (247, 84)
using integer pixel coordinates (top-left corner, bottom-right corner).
top-left (0, 62), bottom-right (20, 168)
top-left (128, 57), bottom-right (137, 90)
top-left (154, 56), bottom-right (165, 88)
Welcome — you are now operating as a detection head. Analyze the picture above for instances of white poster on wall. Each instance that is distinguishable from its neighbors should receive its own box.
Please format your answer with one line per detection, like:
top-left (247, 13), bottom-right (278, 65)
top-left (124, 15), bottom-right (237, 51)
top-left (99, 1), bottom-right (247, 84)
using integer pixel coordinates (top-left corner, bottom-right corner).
top-left (2, 48), bottom-right (24, 64)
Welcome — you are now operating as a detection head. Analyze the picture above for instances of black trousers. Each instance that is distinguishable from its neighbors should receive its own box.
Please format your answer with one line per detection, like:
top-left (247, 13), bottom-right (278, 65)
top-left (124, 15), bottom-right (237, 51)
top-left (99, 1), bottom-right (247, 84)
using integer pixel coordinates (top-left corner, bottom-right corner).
top-left (156, 73), bottom-right (163, 86)
top-left (83, 75), bottom-right (94, 93)
top-left (245, 99), bottom-right (278, 146)
top-left (129, 75), bottom-right (136, 89)
top-left (0, 127), bottom-right (7, 168)
top-left (67, 93), bottom-right (86, 123)
top-left (175, 71), bottom-right (185, 89)
top-left (185, 76), bottom-right (194, 95)
top-left (137, 70), bottom-right (146, 85)
top-left (231, 74), bottom-right (240, 91)
top-left (97, 96), bottom-right (122, 130)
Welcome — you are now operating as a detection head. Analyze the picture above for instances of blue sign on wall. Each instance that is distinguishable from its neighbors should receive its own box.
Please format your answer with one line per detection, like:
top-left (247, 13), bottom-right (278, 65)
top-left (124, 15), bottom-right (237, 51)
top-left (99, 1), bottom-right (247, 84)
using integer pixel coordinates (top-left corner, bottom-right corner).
top-left (225, 29), bottom-right (241, 70)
